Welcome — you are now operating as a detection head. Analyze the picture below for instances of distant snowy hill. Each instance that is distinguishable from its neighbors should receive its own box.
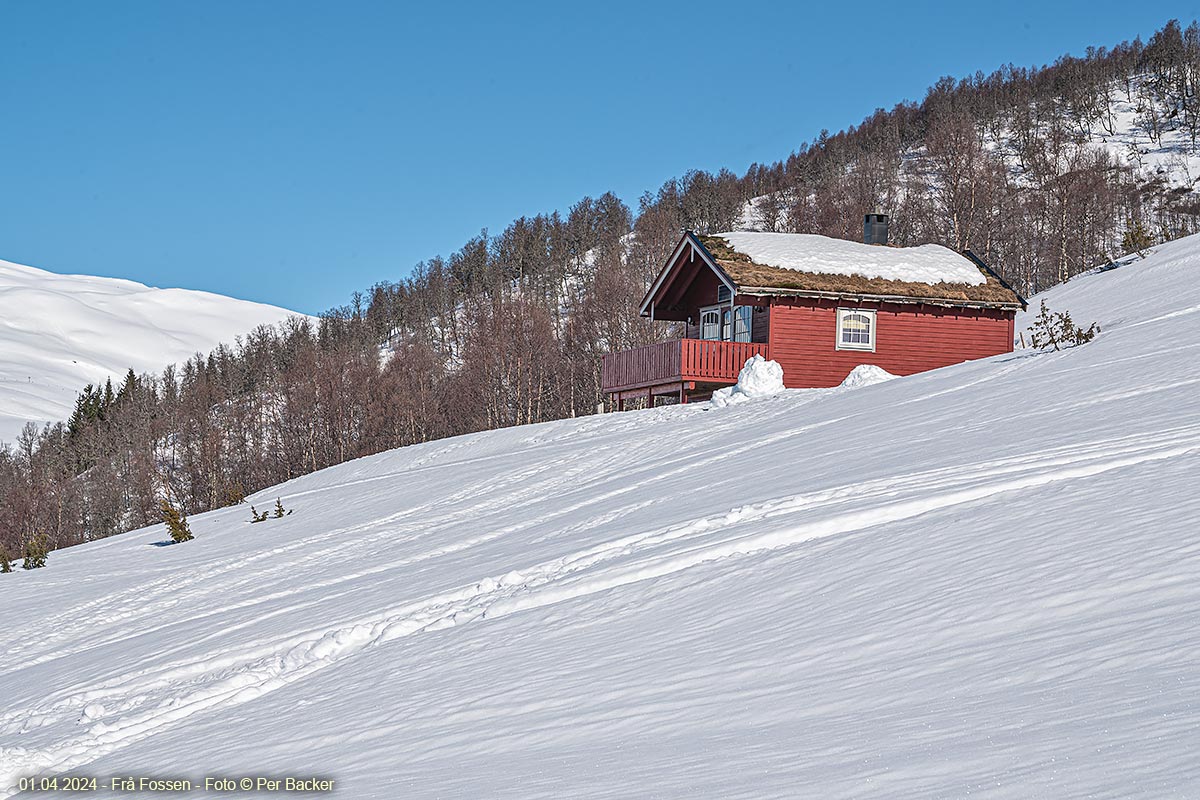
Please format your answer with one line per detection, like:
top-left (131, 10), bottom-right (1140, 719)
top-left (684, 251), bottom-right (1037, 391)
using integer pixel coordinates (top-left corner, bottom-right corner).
top-left (0, 258), bottom-right (303, 442)
top-left (2, 237), bottom-right (1199, 798)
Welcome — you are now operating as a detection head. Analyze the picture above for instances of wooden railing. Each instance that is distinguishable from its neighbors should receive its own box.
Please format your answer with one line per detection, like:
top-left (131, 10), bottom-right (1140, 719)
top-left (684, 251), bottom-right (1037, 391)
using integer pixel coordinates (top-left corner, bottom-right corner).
top-left (602, 339), bottom-right (682, 393)
top-left (681, 339), bottom-right (771, 381)
top-left (602, 339), bottom-right (771, 393)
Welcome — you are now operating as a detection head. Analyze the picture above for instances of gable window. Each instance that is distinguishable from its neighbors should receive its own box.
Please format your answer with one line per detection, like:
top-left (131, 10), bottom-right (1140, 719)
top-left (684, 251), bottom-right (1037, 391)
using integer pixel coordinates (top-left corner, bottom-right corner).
top-left (836, 308), bottom-right (876, 351)
top-left (700, 309), bottom-right (721, 341)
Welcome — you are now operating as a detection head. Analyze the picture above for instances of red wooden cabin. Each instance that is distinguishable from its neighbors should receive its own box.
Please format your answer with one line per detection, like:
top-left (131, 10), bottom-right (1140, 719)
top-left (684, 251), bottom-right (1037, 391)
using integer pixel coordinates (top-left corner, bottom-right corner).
top-left (602, 217), bottom-right (1026, 408)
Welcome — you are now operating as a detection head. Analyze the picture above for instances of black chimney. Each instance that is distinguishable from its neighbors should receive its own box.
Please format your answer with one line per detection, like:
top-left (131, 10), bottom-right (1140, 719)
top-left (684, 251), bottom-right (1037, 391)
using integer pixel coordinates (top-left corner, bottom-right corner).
top-left (864, 213), bottom-right (889, 245)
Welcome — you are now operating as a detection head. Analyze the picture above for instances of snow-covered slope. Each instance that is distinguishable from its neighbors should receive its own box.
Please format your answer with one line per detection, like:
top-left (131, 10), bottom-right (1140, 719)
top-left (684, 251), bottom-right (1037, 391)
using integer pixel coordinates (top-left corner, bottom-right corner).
top-left (1092, 87), bottom-right (1200, 192)
top-left (2, 238), bottom-right (1200, 798)
top-left (0, 258), bottom-right (303, 442)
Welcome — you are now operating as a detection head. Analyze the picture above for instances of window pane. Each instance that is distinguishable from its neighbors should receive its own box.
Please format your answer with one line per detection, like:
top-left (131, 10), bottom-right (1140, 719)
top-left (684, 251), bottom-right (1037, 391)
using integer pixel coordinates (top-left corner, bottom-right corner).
top-left (701, 311), bottom-right (720, 340)
top-left (734, 306), bottom-right (752, 342)
top-left (840, 311), bottom-right (873, 347)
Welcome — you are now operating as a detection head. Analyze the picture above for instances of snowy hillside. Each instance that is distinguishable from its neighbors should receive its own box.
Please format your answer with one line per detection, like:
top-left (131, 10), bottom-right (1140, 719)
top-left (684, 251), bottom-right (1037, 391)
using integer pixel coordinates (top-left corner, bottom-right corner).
top-left (737, 77), bottom-right (1200, 233)
top-left (0, 258), bottom-right (303, 442)
top-left (1093, 87), bottom-right (1200, 191)
top-left (2, 237), bottom-right (1200, 798)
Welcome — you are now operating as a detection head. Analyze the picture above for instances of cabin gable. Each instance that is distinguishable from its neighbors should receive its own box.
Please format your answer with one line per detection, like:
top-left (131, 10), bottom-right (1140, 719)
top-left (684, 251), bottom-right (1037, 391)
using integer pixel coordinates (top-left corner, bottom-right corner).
top-left (640, 233), bottom-right (735, 322)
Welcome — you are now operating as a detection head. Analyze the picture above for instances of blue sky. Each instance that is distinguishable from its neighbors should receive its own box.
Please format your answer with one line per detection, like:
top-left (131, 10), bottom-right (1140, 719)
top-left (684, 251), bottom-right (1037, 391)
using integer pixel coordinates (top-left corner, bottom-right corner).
top-left (0, 1), bottom-right (1191, 314)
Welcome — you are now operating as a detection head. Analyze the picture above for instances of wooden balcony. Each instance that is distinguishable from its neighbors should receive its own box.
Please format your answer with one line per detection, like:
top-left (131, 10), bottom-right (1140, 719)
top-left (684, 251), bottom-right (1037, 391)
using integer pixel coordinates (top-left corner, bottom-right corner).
top-left (601, 339), bottom-right (772, 398)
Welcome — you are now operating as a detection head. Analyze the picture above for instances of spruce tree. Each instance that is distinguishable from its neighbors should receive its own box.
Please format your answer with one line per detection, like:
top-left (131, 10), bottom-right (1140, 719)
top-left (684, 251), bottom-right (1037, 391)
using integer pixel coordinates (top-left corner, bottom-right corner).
top-left (1122, 220), bottom-right (1154, 257)
top-left (161, 499), bottom-right (194, 543)
top-left (249, 505), bottom-right (269, 523)
top-left (273, 498), bottom-right (286, 518)
top-left (0, 544), bottom-right (13, 573)
top-left (1028, 301), bottom-right (1100, 351)
top-left (116, 368), bottom-right (138, 405)
top-left (21, 535), bottom-right (48, 569)
top-left (225, 483), bottom-right (247, 506)
top-left (102, 378), bottom-right (115, 414)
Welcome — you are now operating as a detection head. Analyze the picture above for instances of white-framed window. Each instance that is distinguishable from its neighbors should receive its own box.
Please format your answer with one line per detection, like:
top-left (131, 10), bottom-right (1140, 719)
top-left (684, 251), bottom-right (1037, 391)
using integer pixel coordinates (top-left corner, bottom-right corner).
top-left (701, 305), bottom-right (752, 342)
top-left (836, 308), bottom-right (876, 351)
top-left (730, 306), bottom-right (752, 342)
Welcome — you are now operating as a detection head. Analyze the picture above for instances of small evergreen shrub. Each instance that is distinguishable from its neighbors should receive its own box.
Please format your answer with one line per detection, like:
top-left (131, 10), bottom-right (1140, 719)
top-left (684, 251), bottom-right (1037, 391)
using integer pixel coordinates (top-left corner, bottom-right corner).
top-left (22, 534), bottom-right (49, 569)
top-left (0, 544), bottom-right (13, 573)
top-left (161, 499), bottom-right (194, 543)
top-left (225, 483), bottom-right (247, 506)
top-left (1027, 300), bottom-right (1100, 351)
top-left (1122, 220), bottom-right (1154, 257)
top-left (273, 498), bottom-right (290, 518)
top-left (250, 505), bottom-right (269, 523)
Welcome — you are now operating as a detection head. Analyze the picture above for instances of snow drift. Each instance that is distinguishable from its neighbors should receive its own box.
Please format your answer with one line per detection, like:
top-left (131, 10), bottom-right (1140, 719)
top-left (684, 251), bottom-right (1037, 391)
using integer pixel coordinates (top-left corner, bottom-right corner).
top-left (839, 363), bottom-right (897, 388)
top-left (0, 258), bottom-right (303, 442)
top-left (710, 354), bottom-right (785, 407)
top-left (2, 238), bottom-right (1200, 798)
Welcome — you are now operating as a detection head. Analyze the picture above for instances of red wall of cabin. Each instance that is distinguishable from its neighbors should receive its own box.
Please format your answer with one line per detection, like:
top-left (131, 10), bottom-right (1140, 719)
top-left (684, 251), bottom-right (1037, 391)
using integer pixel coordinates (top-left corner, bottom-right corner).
top-left (767, 298), bottom-right (1016, 388)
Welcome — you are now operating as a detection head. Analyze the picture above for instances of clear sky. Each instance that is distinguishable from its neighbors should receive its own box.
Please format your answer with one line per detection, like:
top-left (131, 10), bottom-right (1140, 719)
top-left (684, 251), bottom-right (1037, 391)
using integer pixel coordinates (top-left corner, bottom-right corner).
top-left (0, 1), bottom-right (1192, 314)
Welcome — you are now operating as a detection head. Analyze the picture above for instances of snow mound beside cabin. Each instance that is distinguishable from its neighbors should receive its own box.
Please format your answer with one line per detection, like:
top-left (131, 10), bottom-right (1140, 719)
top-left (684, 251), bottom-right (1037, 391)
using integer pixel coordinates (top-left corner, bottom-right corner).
top-left (717, 231), bottom-right (988, 286)
top-left (710, 355), bottom-right (785, 407)
top-left (839, 364), bottom-right (897, 388)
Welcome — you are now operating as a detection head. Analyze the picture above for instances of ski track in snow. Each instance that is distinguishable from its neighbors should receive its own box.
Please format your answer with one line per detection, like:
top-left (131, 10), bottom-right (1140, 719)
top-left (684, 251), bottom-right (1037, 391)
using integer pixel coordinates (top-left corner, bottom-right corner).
top-left (2, 421), bottom-right (1197, 786)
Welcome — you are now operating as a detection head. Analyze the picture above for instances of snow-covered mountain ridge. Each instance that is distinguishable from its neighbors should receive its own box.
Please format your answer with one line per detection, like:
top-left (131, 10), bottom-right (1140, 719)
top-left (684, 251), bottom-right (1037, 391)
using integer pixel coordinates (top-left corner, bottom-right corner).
top-left (1, 236), bottom-right (1199, 797)
top-left (0, 258), bottom-right (304, 442)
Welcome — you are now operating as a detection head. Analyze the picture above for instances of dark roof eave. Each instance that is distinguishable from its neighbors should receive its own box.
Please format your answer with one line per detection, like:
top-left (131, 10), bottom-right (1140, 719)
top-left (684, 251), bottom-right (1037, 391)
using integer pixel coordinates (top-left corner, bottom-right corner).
top-left (961, 249), bottom-right (1029, 310)
top-left (735, 285), bottom-right (1025, 311)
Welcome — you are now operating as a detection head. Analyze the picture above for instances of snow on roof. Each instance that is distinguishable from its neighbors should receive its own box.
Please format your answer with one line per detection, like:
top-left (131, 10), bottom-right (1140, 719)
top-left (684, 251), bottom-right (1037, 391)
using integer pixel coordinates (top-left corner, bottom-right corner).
top-left (716, 231), bottom-right (988, 287)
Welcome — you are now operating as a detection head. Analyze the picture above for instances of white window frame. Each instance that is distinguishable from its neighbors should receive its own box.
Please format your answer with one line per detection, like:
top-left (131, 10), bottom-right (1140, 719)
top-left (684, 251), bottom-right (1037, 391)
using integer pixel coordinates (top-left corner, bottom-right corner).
top-left (836, 308), bottom-right (876, 351)
top-left (731, 305), bottom-right (752, 342)
top-left (701, 304), bottom-right (752, 342)
top-left (699, 308), bottom-right (721, 341)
